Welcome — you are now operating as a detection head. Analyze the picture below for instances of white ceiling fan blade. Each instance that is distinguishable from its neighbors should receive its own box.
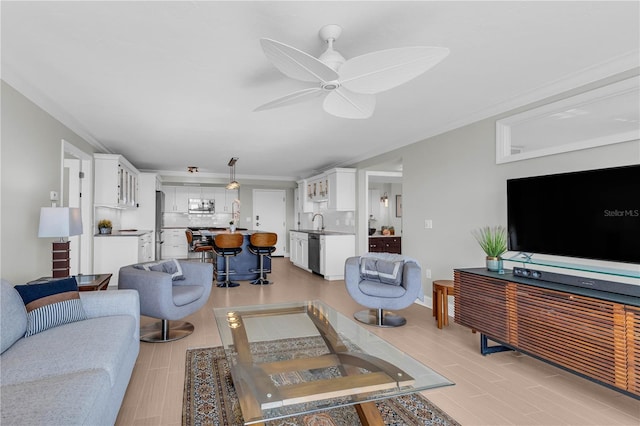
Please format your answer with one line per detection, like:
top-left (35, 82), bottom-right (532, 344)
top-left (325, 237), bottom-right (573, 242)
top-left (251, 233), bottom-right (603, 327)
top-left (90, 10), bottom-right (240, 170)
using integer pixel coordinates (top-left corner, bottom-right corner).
top-left (323, 88), bottom-right (376, 119)
top-left (339, 46), bottom-right (450, 94)
top-left (254, 87), bottom-right (323, 112)
top-left (260, 38), bottom-right (339, 83)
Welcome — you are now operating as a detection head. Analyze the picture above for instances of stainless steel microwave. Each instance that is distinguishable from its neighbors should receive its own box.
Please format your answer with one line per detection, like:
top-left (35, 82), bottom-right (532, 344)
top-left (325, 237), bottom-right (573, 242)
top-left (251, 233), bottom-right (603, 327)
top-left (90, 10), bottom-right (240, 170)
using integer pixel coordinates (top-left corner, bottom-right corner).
top-left (188, 199), bottom-right (214, 214)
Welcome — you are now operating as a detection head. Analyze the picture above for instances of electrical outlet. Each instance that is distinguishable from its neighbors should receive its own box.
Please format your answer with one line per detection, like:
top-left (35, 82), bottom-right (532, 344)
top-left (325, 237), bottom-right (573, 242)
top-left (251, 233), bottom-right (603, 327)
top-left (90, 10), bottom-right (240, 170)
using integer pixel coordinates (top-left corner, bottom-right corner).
top-left (424, 219), bottom-right (433, 229)
top-left (425, 269), bottom-right (432, 279)
top-left (50, 191), bottom-right (59, 201)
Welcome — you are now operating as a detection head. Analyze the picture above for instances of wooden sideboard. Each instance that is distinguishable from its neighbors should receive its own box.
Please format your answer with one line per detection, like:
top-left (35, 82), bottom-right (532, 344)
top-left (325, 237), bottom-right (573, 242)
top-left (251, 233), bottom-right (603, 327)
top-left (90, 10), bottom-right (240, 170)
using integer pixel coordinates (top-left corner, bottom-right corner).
top-left (454, 268), bottom-right (639, 398)
top-left (368, 236), bottom-right (401, 254)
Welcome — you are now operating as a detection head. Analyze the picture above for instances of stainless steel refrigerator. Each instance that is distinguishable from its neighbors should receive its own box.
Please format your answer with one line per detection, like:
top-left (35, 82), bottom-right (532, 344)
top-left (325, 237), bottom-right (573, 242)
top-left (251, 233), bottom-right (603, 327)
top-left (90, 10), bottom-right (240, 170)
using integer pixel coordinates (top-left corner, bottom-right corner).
top-left (155, 191), bottom-right (165, 260)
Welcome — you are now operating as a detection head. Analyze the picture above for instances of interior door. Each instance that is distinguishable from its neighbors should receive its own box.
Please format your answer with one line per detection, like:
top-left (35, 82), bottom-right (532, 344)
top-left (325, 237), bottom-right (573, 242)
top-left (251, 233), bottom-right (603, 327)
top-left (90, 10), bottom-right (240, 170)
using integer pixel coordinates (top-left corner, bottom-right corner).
top-left (252, 189), bottom-right (286, 256)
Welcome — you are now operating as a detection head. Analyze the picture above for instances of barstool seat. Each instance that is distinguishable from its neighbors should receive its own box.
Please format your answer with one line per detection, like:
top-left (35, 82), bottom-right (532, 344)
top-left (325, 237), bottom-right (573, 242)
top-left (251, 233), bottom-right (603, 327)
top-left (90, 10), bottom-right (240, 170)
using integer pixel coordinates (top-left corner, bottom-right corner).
top-left (185, 230), bottom-right (213, 263)
top-left (248, 232), bottom-right (277, 285)
top-left (213, 233), bottom-right (243, 288)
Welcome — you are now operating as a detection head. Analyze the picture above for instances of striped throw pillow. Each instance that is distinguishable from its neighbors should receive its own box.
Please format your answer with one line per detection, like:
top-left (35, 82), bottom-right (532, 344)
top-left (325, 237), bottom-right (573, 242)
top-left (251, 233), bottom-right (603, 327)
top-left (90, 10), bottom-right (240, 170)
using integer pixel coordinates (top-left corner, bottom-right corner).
top-left (14, 277), bottom-right (87, 337)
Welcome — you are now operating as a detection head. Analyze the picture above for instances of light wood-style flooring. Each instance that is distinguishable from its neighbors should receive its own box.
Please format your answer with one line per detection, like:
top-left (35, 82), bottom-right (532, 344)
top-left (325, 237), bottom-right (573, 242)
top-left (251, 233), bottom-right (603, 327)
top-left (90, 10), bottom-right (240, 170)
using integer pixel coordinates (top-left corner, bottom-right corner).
top-left (115, 258), bottom-right (640, 425)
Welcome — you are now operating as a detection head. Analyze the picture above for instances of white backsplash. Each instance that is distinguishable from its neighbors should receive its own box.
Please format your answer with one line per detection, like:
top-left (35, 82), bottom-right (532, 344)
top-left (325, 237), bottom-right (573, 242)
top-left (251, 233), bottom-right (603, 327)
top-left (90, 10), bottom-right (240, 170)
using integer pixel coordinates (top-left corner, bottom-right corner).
top-left (298, 210), bottom-right (355, 233)
top-left (94, 207), bottom-right (122, 233)
top-left (162, 212), bottom-right (233, 228)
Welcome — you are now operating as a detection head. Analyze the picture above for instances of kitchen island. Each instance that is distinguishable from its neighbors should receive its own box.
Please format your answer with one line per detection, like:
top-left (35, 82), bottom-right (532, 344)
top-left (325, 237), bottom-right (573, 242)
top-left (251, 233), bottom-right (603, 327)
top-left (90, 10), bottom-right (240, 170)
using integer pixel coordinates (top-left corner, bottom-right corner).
top-left (200, 230), bottom-right (272, 284)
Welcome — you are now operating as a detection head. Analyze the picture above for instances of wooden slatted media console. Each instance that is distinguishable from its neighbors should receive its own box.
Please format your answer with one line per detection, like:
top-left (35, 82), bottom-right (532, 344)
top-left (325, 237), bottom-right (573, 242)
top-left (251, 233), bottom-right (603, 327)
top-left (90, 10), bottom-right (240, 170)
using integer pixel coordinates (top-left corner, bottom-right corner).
top-left (454, 268), bottom-right (639, 398)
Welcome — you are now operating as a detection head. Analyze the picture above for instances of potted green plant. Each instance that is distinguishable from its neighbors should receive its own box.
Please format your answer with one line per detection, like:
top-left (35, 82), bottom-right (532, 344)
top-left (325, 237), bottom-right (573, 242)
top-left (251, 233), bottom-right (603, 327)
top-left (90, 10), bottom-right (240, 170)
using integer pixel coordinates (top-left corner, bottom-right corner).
top-left (472, 225), bottom-right (507, 271)
top-left (98, 219), bottom-right (112, 234)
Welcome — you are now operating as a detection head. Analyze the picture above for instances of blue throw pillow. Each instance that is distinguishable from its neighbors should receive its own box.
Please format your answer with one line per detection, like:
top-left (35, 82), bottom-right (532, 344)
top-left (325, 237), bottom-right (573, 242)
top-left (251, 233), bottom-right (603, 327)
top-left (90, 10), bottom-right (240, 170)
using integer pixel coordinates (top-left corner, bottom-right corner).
top-left (14, 277), bottom-right (87, 337)
top-left (140, 259), bottom-right (184, 281)
top-left (360, 257), bottom-right (403, 286)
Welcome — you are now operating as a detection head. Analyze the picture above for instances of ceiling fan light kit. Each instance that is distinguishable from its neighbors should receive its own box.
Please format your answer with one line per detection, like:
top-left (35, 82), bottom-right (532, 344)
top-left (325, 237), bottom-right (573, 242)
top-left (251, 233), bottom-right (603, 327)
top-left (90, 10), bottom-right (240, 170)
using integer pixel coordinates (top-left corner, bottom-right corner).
top-left (255, 24), bottom-right (449, 119)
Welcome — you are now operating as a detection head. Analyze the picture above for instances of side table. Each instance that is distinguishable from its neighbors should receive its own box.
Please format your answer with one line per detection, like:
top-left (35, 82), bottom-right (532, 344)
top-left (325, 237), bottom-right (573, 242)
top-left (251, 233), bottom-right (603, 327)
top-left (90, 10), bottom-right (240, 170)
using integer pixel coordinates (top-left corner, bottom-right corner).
top-left (28, 274), bottom-right (112, 291)
top-left (432, 279), bottom-right (455, 329)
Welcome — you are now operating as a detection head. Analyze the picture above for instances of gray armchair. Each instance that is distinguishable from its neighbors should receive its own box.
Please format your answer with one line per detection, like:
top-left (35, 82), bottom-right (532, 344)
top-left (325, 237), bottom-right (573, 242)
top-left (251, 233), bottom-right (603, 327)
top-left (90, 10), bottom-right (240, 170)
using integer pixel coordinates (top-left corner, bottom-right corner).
top-left (344, 254), bottom-right (422, 327)
top-left (119, 260), bottom-right (213, 342)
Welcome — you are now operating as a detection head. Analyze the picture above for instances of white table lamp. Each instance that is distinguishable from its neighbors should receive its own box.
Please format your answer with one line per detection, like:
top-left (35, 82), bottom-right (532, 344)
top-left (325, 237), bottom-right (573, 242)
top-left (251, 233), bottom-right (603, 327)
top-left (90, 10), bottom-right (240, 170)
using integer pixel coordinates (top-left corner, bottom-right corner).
top-left (38, 207), bottom-right (83, 277)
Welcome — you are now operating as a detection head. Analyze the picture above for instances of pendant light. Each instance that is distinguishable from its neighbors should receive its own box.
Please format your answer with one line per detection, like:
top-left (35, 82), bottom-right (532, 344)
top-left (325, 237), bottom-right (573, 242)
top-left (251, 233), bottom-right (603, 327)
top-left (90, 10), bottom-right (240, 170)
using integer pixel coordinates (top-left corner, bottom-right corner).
top-left (226, 157), bottom-right (240, 190)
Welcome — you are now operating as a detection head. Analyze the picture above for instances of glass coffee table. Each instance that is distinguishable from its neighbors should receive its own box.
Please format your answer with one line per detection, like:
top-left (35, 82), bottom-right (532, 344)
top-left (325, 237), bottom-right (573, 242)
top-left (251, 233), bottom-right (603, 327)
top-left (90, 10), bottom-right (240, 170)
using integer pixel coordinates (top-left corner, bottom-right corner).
top-left (213, 300), bottom-right (453, 425)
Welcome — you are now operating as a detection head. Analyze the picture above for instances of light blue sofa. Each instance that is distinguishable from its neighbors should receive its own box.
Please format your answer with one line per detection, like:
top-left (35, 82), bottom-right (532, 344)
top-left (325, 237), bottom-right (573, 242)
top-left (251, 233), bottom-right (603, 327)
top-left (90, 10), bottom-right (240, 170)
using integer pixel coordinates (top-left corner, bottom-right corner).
top-left (0, 279), bottom-right (140, 425)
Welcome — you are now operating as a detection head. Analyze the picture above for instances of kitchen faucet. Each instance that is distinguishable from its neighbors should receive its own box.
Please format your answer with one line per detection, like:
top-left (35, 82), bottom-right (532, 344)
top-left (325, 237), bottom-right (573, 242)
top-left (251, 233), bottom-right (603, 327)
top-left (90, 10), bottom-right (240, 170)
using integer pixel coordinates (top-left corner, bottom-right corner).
top-left (312, 213), bottom-right (325, 231)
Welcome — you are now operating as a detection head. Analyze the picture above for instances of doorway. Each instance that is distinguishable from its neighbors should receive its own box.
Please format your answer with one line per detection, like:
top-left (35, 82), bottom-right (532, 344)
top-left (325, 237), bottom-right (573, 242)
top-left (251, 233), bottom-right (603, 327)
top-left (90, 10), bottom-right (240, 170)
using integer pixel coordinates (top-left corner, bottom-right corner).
top-left (62, 140), bottom-right (92, 275)
top-left (252, 189), bottom-right (286, 256)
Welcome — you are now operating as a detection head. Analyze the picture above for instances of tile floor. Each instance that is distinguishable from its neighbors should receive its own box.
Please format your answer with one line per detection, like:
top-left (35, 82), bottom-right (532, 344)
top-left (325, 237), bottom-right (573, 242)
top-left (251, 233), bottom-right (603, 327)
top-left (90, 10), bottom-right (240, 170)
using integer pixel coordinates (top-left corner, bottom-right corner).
top-left (115, 258), bottom-right (640, 425)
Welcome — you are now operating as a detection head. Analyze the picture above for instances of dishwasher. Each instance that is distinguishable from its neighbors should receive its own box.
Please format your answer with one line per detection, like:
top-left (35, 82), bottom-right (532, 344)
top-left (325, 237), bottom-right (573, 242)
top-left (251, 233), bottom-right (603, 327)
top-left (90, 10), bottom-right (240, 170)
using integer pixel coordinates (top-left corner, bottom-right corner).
top-left (308, 234), bottom-right (321, 275)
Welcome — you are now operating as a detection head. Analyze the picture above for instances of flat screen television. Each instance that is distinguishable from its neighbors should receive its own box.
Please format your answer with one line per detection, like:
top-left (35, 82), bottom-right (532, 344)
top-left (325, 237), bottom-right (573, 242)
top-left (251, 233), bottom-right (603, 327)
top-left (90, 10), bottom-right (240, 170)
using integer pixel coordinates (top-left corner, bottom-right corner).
top-left (507, 164), bottom-right (640, 264)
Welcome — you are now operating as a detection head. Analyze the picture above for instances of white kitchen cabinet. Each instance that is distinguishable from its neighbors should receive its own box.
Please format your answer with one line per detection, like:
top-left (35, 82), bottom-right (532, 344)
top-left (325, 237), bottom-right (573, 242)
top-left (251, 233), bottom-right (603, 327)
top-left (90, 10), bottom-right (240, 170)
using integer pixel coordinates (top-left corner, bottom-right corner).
top-left (138, 233), bottom-right (153, 263)
top-left (211, 187), bottom-right (238, 213)
top-left (326, 168), bottom-right (356, 211)
top-left (162, 228), bottom-right (189, 259)
top-left (213, 188), bottom-right (227, 213)
top-left (296, 180), bottom-right (314, 213)
top-left (304, 168), bottom-right (355, 211)
top-left (289, 231), bottom-right (309, 270)
top-left (307, 174), bottom-right (329, 203)
top-left (320, 234), bottom-right (355, 280)
top-left (94, 153), bottom-right (139, 208)
top-left (93, 232), bottom-right (152, 287)
top-left (163, 186), bottom-right (190, 212)
top-left (200, 186), bottom-right (216, 202)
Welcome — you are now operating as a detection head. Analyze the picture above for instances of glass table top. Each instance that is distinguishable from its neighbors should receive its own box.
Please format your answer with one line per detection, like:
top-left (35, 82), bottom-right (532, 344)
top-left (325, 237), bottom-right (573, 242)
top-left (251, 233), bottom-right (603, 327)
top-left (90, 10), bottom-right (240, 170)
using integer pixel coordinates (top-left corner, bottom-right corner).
top-left (213, 300), bottom-right (453, 425)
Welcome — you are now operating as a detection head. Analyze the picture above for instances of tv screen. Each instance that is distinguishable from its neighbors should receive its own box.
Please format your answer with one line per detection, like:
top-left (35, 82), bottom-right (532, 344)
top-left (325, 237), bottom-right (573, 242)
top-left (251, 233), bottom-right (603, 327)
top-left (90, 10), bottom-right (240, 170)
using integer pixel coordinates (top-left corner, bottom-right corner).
top-left (507, 165), bottom-right (640, 264)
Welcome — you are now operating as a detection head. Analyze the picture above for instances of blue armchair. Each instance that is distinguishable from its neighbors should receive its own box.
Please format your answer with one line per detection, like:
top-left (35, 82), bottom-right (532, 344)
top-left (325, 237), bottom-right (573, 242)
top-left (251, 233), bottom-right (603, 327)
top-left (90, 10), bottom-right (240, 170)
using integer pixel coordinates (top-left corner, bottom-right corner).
top-left (344, 254), bottom-right (422, 327)
top-left (119, 260), bottom-right (212, 342)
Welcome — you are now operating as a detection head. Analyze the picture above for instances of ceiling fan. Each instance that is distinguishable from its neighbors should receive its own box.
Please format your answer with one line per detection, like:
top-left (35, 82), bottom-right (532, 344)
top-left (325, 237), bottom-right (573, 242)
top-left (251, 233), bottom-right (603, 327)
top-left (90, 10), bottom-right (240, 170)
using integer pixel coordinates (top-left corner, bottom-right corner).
top-left (254, 24), bottom-right (449, 119)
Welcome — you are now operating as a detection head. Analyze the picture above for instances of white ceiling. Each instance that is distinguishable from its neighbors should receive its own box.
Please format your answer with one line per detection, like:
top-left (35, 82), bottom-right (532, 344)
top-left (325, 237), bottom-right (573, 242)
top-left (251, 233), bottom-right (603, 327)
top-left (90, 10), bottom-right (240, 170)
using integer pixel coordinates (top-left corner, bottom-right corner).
top-left (2, 1), bottom-right (639, 181)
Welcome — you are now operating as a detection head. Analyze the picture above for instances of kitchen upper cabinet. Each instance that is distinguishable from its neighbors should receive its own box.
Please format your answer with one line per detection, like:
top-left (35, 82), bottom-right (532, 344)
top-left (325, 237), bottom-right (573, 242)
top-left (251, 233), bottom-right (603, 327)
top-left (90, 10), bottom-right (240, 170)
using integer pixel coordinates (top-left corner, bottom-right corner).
top-left (213, 187), bottom-right (237, 213)
top-left (200, 187), bottom-right (216, 201)
top-left (213, 188), bottom-right (227, 213)
top-left (297, 180), bottom-right (314, 213)
top-left (305, 168), bottom-right (356, 211)
top-left (163, 186), bottom-right (190, 212)
top-left (94, 154), bottom-right (139, 208)
top-left (326, 169), bottom-right (356, 211)
top-left (307, 174), bottom-right (329, 203)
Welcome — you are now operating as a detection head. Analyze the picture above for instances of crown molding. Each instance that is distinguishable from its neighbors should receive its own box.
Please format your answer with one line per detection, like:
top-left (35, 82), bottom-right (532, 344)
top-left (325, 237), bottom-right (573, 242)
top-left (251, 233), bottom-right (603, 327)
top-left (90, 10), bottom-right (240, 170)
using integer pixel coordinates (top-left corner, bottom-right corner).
top-left (1, 63), bottom-right (111, 154)
top-left (347, 50), bottom-right (640, 166)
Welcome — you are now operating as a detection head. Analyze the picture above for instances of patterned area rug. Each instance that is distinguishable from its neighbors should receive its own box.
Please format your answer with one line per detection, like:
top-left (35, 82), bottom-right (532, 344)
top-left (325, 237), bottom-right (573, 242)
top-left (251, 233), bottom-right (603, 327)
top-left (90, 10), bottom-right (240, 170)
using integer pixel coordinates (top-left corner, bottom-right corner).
top-left (182, 336), bottom-right (459, 426)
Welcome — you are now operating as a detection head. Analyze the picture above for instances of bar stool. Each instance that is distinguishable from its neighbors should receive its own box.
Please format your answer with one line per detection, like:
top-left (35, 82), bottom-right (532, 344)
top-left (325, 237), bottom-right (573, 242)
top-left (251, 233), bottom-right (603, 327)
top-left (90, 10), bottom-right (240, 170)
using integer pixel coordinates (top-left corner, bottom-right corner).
top-left (248, 232), bottom-right (277, 285)
top-left (185, 230), bottom-right (213, 262)
top-left (432, 279), bottom-right (454, 329)
top-left (213, 233), bottom-right (243, 288)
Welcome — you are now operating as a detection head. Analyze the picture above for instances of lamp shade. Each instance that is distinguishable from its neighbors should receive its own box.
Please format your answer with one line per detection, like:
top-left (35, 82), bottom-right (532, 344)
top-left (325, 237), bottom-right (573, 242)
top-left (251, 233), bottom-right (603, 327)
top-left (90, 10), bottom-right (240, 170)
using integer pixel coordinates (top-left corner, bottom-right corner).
top-left (38, 207), bottom-right (83, 238)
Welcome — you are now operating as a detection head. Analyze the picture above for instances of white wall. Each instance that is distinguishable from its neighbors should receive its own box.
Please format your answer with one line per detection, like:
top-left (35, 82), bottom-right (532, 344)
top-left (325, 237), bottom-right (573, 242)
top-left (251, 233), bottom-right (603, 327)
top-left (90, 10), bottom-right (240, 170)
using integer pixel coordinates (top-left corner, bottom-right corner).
top-left (356, 111), bottom-right (639, 305)
top-left (1, 81), bottom-right (98, 283)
